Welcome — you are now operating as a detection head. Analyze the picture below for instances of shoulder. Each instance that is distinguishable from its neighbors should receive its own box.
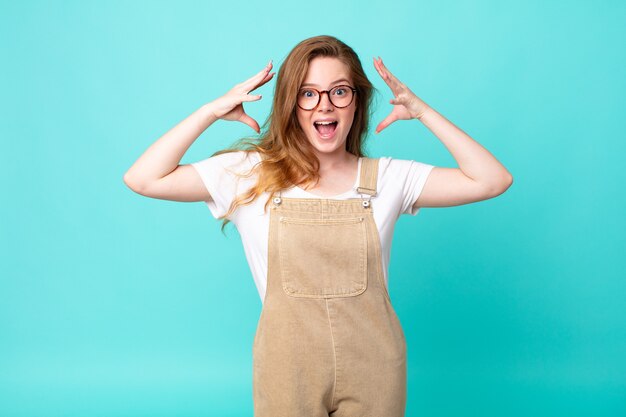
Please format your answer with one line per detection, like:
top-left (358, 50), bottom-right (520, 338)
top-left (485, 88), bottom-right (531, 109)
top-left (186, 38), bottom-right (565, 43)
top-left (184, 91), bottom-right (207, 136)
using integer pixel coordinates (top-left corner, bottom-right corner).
top-left (192, 150), bottom-right (261, 174)
top-left (204, 149), bottom-right (260, 166)
top-left (373, 156), bottom-right (435, 179)
top-left (369, 156), bottom-right (435, 216)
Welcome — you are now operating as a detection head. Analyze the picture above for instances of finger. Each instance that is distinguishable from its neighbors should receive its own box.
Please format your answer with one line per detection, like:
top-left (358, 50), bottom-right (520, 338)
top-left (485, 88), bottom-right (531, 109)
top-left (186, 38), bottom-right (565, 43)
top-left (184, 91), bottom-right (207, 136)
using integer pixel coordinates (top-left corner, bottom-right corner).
top-left (240, 60), bottom-right (274, 92)
top-left (375, 112), bottom-right (398, 134)
top-left (239, 112), bottom-right (260, 133)
top-left (373, 57), bottom-right (396, 91)
top-left (244, 69), bottom-right (274, 94)
top-left (375, 57), bottom-right (403, 94)
top-left (373, 56), bottom-right (388, 80)
top-left (376, 57), bottom-right (398, 81)
top-left (247, 69), bottom-right (275, 93)
top-left (373, 56), bottom-right (385, 79)
top-left (241, 93), bottom-right (263, 102)
top-left (251, 71), bottom-right (275, 92)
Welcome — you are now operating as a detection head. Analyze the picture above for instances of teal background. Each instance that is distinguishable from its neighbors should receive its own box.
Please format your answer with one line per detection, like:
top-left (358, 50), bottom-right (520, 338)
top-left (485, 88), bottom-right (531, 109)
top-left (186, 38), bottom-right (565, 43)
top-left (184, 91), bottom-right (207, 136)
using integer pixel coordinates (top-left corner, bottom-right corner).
top-left (1, 0), bottom-right (624, 416)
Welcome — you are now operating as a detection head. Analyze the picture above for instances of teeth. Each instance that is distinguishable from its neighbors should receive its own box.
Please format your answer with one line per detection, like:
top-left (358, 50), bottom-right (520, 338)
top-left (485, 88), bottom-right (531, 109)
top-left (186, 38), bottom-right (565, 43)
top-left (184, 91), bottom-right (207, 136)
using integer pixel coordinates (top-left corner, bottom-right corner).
top-left (314, 121), bottom-right (337, 125)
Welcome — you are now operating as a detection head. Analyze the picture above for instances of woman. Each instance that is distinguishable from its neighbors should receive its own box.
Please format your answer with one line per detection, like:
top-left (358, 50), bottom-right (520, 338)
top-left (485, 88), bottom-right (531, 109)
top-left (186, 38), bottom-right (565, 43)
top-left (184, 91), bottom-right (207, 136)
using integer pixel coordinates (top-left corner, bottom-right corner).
top-left (124, 35), bottom-right (512, 417)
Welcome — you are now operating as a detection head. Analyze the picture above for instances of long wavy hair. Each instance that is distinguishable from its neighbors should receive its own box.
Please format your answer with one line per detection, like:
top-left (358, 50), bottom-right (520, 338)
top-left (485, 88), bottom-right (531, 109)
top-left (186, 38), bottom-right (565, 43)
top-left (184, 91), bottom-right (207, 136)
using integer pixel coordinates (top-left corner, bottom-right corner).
top-left (215, 35), bottom-right (375, 225)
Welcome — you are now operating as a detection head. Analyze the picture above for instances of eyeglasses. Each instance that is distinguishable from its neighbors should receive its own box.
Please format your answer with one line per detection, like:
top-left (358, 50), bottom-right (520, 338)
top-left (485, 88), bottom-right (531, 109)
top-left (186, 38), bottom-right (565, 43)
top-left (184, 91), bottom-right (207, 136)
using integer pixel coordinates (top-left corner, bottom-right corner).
top-left (297, 85), bottom-right (357, 110)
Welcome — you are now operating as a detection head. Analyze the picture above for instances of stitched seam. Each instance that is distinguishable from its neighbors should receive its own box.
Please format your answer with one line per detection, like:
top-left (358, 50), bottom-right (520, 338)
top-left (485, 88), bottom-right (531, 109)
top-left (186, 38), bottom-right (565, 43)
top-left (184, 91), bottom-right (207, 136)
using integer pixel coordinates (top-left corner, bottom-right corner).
top-left (357, 158), bottom-right (379, 196)
top-left (368, 214), bottom-right (391, 303)
top-left (325, 299), bottom-right (337, 410)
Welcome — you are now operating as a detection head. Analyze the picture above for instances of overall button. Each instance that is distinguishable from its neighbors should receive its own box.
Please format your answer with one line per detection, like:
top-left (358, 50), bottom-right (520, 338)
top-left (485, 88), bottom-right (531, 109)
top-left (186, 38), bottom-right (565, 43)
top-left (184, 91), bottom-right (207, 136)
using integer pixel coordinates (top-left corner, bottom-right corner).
top-left (273, 197), bottom-right (282, 205)
top-left (362, 200), bottom-right (370, 208)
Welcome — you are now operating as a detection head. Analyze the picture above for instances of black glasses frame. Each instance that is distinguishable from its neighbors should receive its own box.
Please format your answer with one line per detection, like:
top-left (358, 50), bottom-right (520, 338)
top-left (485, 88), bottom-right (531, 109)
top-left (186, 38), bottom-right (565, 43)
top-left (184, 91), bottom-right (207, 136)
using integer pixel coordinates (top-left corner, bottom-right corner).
top-left (297, 85), bottom-right (357, 110)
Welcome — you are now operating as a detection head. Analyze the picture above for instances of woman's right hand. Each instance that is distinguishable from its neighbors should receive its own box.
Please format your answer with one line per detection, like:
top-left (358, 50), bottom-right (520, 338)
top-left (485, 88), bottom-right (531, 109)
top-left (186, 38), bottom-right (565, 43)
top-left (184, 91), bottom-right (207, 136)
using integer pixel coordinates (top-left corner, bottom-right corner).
top-left (208, 60), bottom-right (275, 133)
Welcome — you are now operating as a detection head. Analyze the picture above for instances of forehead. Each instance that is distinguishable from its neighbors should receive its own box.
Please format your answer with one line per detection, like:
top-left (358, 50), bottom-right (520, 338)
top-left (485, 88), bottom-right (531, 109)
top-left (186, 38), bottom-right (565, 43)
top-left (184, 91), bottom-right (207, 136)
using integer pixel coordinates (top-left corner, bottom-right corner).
top-left (301, 56), bottom-right (352, 87)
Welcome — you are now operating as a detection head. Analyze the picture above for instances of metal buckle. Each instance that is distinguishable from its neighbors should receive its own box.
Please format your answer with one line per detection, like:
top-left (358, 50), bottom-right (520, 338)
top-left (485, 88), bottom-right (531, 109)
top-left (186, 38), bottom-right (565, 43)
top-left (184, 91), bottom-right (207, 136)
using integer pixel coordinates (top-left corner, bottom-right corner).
top-left (359, 192), bottom-right (372, 209)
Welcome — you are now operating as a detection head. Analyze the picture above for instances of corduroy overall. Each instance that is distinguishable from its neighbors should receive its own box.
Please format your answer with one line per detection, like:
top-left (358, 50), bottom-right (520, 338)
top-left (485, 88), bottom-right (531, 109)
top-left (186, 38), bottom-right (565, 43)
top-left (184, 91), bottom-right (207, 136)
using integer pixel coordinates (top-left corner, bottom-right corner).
top-left (252, 158), bottom-right (407, 417)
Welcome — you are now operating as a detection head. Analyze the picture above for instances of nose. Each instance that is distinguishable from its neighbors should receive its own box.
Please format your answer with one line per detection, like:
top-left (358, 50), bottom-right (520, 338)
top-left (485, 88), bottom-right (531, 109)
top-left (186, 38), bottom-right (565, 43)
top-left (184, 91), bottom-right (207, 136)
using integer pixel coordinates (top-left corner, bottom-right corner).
top-left (317, 91), bottom-right (334, 111)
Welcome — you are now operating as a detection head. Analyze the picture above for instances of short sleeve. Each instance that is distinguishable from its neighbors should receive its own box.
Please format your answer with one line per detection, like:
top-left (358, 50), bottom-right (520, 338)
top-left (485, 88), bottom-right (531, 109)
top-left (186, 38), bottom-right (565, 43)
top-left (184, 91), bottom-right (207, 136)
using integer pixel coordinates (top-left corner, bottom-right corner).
top-left (190, 151), bottom-right (258, 219)
top-left (388, 158), bottom-right (436, 216)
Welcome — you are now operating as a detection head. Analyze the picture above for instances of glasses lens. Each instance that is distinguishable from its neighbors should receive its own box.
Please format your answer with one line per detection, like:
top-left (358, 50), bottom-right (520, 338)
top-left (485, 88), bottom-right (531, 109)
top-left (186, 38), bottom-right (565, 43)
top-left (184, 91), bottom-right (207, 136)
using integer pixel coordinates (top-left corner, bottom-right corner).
top-left (297, 86), bottom-right (355, 110)
top-left (329, 85), bottom-right (354, 108)
top-left (298, 88), bottom-right (319, 110)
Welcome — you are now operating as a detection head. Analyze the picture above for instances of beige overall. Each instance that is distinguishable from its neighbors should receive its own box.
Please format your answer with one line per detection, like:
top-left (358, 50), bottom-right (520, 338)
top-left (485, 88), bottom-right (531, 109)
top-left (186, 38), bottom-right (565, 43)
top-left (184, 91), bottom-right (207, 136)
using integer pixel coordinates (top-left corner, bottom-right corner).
top-left (252, 158), bottom-right (407, 417)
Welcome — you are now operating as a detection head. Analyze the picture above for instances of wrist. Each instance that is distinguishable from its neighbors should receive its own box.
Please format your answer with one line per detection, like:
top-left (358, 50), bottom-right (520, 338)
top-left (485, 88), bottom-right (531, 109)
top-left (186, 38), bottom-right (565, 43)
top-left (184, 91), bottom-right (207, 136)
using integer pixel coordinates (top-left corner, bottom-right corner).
top-left (199, 103), bottom-right (219, 124)
top-left (415, 106), bottom-right (434, 121)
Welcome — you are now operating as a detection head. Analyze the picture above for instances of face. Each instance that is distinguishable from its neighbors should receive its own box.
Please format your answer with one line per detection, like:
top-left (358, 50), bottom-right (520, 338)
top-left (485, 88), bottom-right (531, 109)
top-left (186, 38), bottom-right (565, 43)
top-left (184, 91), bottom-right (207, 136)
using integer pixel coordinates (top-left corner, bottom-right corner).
top-left (296, 56), bottom-right (357, 157)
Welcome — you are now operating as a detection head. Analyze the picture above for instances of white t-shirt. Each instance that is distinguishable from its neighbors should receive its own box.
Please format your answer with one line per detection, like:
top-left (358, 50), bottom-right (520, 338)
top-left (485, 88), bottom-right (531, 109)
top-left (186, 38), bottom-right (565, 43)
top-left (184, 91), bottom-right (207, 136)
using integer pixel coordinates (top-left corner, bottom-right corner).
top-left (191, 151), bottom-right (435, 304)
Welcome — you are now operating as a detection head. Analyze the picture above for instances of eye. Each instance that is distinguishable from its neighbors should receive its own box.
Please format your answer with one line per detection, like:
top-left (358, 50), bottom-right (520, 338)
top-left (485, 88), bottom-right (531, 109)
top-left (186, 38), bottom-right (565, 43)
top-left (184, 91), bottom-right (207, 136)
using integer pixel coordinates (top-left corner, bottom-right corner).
top-left (300, 89), bottom-right (316, 98)
top-left (334, 88), bottom-right (346, 96)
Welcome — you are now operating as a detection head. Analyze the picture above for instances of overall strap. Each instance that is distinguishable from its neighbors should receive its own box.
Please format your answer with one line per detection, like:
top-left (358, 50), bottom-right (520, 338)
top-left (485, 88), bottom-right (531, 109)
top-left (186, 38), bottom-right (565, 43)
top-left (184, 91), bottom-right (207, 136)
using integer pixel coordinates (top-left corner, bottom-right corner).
top-left (356, 157), bottom-right (379, 196)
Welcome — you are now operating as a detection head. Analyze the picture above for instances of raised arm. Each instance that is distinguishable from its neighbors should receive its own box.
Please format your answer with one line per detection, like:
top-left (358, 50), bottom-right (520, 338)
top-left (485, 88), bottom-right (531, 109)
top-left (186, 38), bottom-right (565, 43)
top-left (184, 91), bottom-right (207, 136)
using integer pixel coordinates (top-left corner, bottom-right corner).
top-left (123, 60), bottom-right (275, 202)
top-left (372, 57), bottom-right (513, 209)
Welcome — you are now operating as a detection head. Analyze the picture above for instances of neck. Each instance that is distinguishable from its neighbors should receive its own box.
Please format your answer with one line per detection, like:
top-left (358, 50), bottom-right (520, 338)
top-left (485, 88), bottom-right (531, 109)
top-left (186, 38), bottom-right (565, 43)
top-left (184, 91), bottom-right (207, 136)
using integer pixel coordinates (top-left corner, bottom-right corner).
top-left (315, 149), bottom-right (357, 173)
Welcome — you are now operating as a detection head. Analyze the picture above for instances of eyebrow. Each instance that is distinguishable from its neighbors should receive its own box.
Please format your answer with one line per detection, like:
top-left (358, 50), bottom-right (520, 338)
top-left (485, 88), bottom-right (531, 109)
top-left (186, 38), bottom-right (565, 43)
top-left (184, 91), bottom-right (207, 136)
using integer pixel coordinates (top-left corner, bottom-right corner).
top-left (301, 78), bottom-right (352, 88)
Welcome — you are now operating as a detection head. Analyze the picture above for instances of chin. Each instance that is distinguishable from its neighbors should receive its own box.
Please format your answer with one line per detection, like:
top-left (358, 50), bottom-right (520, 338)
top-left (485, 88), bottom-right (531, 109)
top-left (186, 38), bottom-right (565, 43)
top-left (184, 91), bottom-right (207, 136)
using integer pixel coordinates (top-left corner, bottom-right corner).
top-left (309, 137), bottom-right (347, 156)
top-left (307, 127), bottom-right (348, 155)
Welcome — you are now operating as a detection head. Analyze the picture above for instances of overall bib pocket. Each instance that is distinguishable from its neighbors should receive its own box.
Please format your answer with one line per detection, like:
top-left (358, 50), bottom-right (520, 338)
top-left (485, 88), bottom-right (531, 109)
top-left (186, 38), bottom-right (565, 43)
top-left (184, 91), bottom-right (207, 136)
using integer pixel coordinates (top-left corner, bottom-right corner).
top-left (278, 216), bottom-right (368, 298)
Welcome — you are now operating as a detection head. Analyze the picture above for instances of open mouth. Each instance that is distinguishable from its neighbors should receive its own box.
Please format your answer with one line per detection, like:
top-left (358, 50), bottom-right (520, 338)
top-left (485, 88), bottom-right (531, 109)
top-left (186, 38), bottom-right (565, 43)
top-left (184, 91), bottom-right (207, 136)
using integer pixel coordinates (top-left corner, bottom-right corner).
top-left (313, 121), bottom-right (338, 137)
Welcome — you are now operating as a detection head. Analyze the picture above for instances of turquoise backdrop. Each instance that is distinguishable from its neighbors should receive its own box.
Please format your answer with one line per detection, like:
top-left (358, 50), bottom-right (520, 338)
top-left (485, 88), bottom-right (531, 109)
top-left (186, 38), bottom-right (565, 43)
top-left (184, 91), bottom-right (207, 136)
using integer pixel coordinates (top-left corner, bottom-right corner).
top-left (1, 0), bottom-right (624, 416)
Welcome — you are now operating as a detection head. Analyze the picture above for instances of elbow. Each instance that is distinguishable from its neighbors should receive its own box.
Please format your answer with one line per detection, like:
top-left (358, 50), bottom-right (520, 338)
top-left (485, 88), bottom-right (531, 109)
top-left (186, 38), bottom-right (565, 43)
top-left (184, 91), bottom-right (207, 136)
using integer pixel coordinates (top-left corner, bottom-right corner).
top-left (493, 173), bottom-right (513, 196)
top-left (503, 172), bottom-right (514, 190)
top-left (502, 172), bottom-right (513, 192)
top-left (123, 172), bottom-right (145, 194)
top-left (484, 173), bottom-right (513, 197)
top-left (123, 172), bottom-right (134, 189)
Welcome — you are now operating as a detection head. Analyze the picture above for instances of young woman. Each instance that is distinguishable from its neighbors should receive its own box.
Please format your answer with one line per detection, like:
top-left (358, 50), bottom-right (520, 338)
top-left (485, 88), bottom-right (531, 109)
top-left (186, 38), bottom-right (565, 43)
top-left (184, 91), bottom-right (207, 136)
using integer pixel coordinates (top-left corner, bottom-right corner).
top-left (124, 35), bottom-right (512, 417)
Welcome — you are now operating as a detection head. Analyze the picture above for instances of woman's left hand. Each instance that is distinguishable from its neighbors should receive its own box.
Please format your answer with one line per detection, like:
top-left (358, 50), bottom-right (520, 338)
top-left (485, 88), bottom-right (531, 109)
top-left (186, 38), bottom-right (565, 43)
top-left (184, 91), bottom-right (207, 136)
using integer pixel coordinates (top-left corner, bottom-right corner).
top-left (373, 57), bottom-right (431, 134)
